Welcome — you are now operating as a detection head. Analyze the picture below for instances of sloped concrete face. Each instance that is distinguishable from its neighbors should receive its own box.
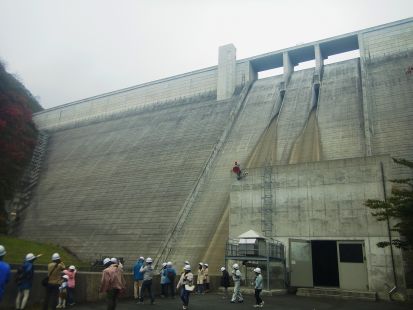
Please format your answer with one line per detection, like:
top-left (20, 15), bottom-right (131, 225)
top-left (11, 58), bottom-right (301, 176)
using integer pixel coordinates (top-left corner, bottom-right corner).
top-left (229, 156), bottom-right (405, 295)
top-left (18, 95), bottom-right (237, 264)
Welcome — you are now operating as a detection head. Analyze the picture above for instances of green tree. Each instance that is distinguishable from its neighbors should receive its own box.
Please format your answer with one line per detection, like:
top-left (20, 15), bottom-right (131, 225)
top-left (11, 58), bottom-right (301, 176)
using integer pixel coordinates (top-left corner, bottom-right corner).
top-left (365, 158), bottom-right (413, 250)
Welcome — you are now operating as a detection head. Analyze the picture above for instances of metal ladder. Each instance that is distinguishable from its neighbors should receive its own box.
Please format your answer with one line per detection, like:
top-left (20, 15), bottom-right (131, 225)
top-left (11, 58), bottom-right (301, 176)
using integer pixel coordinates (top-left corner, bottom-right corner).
top-left (261, 162), bottom-right (273, 237)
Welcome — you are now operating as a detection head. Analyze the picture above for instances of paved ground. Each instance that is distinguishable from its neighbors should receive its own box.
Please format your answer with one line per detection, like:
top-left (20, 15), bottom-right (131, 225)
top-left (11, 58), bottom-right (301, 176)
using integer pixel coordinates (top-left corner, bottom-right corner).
top-left (70, 293), bottom-right (411, 310)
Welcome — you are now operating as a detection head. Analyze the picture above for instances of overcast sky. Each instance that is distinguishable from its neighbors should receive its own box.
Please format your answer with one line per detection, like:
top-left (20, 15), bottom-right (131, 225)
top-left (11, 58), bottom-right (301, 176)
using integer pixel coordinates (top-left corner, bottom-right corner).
top-left (0, 0), bottom-right (412, 109)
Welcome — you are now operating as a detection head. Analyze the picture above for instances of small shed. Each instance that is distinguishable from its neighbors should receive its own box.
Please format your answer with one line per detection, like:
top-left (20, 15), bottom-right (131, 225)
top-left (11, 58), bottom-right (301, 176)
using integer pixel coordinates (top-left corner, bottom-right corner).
top-left (225, 230), bottom-right (286, 290)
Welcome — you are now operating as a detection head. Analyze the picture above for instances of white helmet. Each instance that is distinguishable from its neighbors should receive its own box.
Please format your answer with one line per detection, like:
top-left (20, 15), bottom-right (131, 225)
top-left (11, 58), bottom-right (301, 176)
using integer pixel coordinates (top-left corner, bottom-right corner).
top-left (184, 260), bottom-right (190, 265)
top-left (204, 263), bottom-right (208, 267)
top-left (146, 257), bottom-right (153, 263)
top-left (220, 267), bottom-right (226, 272)
top-left (199, 262), bottom-right (203, 265)
top-left (103, 257), bottom-right (111, 265)
top-left (254, 267), bottom-right (261, 273)
top-left (232, 263), bottom-right (239, 269)
top-left (0, 245), bottom-right (6, 256)
top-left (52, 253), bottom-right (60, 261)
top-left (69, 265), bottom-right (76, 270)
top-left (167, 261), bottom-right (172, 266)
top-left (139, 256), bottom-right (144, 261)
top-left (162, 262), bottom-right (167, 267)
top-left (110, 257), bottom-right (118, 264)
top-left (25, 253), bottom-right (36, 261)
top-left (184, 264), bottom-right (191, 271)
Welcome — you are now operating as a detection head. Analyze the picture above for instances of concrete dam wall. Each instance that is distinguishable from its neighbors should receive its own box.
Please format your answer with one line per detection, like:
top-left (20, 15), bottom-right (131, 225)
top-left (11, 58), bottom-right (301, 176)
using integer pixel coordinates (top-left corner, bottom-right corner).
top-left (13, 18), bottom-right (413, 295)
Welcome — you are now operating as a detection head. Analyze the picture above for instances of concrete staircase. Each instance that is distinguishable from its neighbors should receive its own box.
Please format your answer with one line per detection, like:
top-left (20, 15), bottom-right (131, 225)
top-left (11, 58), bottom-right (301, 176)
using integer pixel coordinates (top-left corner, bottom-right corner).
top-left (297, 287), bottom-right (377, 301)
top-left (8, 131), bottom-right (49, 233)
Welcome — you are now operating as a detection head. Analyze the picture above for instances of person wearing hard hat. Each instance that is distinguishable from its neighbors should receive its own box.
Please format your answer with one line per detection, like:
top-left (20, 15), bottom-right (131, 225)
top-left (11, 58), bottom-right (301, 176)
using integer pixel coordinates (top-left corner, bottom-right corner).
top-left (100, 257), bottom-right (126, 310)
top-left (220, 267), bottom-right (230, 299)
top-left (253, 267), bottom-right (264, 308)
top-left (176, 265), bottom-right (194, 310)
top-left (160, 262), bottom-right (168, 298)
top-left (230, 263), bottom-right (243, 303)
top-left (164, 261), bottom-right (176, 298)
top-left (56, 274), bottom-right (69, 308)
top-left (196, 262), bottom-right (205, 294)
top-left (139, 257), bottom-right (155, 304)
top-left (132, 256), bottom-right (144, 300)
top-left (203, 263), bottom-right (210, 293)
top-left (0, 245), bottom-right (11, 304)
top-left (43, 252), bottom-right (65, 310)
top-left (63, 265), bottom-right (77, 306)
top-left (15, 253), bottom-right (41, 309)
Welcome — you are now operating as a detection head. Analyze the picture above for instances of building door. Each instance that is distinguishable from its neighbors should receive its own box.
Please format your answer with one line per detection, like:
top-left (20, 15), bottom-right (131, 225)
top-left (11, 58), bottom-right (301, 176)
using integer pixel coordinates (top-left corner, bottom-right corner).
top-left (311, 240), bottom-right (340, 287)
top-left (337, 241), bottom-right (368, 290)
top-left (289, 239), bottom-right (313, 287)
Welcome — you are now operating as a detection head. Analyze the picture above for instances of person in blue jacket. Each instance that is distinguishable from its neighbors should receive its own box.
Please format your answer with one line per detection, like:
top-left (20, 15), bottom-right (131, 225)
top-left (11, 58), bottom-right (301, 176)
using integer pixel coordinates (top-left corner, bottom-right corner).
top-left (0, 245), bottom-right (11, 304)
top-left (164, 262), bottom-right (176, 298)
top-left (16, 253), bottom-right (39, 310)
top-left (133, 256), bottom-right (144, 300)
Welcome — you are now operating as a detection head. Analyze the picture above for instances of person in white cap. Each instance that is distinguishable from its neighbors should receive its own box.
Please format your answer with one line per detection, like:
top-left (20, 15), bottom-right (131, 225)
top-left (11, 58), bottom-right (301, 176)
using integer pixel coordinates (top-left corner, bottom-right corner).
top-left (176, 265), bottom-right (194, 310)
top-left (203, 263), bottom-right (210, 293)
top-left (132, 256), bottom-right (144, 300)
top-left (164, 261), bottom-right (176, 298)
top-left (230, 263), bottom-right (243, 303)
top-left (253, 267), bottom-right (264, 308)
top-left (160, 262), bottom-right (167, 298)
top-left (220, 267), bottom-right (230, 299)
top-left (43, 252), bottom-right (65, 310)
top-left (63, 265), bottom-right (77, 306)
top-left (196, 262), bottom-right (205, 294)
top-left (139, 257), bottom-right (155, 304)
top-left (100, 256), bottom-right (126, 310)
top-left (56, 275), bottom-right (69, 308)
top-left (0, 245), bottom-right (11, 304)
top-left (15, 253), bottom-right (41, 309)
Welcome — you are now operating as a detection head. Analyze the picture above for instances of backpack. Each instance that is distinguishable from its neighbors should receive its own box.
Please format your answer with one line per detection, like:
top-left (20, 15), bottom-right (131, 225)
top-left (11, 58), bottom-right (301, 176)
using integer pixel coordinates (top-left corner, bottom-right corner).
top-left (15, 265), bottom-right (25, 283)
top-left (167, 270), bottom-right (175, 282)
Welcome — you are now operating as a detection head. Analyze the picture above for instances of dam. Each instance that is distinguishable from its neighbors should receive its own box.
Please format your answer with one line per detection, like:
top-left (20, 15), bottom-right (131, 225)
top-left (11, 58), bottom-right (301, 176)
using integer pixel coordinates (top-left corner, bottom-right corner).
top-left (11, 18), bottom-right (413, 297)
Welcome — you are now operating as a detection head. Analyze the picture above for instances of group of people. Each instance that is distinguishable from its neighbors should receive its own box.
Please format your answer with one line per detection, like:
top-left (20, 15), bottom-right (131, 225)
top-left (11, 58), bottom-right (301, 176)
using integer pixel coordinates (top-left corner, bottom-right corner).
top-left (0, 245), bottom-right (77, 310)
top-left (0, 245), bottom-right (265, 310)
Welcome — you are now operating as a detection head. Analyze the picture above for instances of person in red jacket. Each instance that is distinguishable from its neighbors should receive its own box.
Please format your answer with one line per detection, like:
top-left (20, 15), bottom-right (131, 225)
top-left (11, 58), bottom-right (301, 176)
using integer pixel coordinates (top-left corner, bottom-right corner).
top-left (232, 161), bottom-right (242, 180)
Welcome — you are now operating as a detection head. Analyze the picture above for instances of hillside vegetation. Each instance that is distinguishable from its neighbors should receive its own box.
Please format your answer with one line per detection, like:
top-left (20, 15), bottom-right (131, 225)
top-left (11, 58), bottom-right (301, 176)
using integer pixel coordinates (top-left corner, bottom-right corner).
top-left (0, 61), bottom-right (42, 232)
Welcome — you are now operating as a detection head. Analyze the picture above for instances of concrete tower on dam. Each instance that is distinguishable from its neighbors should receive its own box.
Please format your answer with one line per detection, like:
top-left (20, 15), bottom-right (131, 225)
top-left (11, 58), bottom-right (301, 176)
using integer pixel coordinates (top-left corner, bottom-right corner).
top-left (11, 18), bottom-right (413, 298)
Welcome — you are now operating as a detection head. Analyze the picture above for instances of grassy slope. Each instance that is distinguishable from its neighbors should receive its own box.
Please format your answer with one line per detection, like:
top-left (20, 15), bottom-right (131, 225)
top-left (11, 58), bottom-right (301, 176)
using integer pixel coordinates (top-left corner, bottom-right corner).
top-left (0, 235), bottom-right (87, 267)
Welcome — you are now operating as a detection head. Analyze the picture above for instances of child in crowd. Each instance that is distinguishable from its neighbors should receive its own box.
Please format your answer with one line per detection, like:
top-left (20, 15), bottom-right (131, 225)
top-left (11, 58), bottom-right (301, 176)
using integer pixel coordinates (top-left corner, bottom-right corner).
top-left (57, 275), bottom-right (69, 308)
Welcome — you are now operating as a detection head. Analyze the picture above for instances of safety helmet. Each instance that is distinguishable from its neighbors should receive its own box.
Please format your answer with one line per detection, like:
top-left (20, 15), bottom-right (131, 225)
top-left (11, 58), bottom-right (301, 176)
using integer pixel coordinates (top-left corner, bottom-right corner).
top-left (184, 260), bottom-right (190, 265)
top-left (25, 253), bottom-right (36, 261)
top-left (69, 265), bottom-right (76, 270)
top-left (139, 256), bottom-right (144, 261)
top-left (220, 267), bottom-right (226, 272)
top-left (199, 262), bottom-right (203, 265)
top-left (167, 261), bottom-right (172, 266)
top-left (110, 257), bottom-right (118, 264)
top-left (146, 257), bottom-right (153, 263)
top-left (232, 263), bottom-right (239, 269)
top-left (62, 275), bottom-right (69, 280)
top-left (254, 267), bottom-right (261, 273)
top-left (204, 263), bottom-right (208, 267)
top-left (103, 257), bottom-right (111, 265)
top-left (162, 262), bottom-right (167, 267)
top-left (52, 253), bottom-right (60, 261)
top-left (0, 245), bottom-right (6, 256)
top-left (184, 265), bottom-right (191, 271)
